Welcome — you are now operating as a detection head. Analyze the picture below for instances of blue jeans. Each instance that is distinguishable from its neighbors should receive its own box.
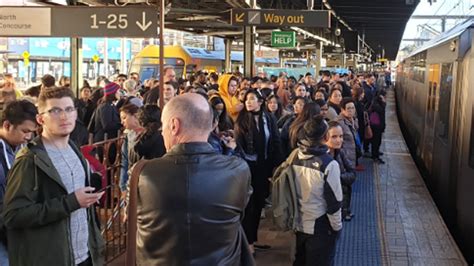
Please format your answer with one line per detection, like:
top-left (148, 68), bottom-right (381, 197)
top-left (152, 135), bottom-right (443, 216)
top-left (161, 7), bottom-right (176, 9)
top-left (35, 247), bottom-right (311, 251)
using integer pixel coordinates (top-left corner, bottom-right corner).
top-left (0, 242), bottom-right (8, 266)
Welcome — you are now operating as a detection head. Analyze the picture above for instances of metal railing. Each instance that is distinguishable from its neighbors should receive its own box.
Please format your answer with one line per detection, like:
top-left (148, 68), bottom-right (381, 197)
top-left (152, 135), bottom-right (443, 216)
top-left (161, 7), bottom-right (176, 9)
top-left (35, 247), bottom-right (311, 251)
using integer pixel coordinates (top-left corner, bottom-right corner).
top-left (83, 133), bottom-right (126, 263)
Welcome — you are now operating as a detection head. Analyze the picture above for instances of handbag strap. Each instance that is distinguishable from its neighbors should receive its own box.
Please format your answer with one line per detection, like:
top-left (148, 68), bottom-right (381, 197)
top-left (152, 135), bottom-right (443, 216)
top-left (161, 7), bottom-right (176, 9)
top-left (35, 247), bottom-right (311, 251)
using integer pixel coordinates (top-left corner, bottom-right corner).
top-left (126, 159), bottom-right (148, 266)
top-left (364, 111), bottom-right (370, 126)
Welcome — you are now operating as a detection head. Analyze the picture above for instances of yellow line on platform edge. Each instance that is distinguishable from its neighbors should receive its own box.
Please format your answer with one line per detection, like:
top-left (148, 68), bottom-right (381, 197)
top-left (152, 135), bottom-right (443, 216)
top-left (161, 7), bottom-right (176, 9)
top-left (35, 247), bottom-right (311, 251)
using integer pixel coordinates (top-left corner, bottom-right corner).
top-left (373, 162), bottom-right (390, 266)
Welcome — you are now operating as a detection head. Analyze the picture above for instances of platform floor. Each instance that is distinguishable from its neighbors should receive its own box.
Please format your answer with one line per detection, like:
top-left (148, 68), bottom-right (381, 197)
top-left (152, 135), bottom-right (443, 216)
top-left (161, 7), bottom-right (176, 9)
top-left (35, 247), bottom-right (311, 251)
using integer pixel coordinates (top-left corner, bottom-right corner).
top-left (253, 89), bottom-right (466, 266)
top-left (108, 89), bottom-right (467, 266)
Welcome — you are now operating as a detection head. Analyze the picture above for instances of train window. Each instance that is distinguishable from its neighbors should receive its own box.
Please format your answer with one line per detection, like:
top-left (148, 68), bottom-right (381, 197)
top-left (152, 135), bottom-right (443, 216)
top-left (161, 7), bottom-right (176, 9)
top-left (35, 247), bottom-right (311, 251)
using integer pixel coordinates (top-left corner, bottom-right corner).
top-left (437, 63), bottom-right (453, 141)
top-left (140, 67), bottom-right (156, 82)
top-left (411, 51), bottom-right (426, 83)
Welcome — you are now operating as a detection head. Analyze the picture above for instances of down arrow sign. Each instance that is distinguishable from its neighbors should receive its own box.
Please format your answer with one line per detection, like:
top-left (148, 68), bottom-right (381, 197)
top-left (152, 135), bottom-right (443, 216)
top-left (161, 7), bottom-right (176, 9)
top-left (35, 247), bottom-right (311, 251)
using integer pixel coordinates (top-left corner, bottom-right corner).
top-left (136, 12), bottom-right (152, 31)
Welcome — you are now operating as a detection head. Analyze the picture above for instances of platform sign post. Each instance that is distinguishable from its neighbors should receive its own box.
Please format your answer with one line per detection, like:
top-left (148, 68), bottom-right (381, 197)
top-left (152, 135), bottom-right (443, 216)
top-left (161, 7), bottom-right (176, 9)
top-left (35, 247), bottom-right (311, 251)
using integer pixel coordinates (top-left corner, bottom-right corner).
top-left (271, 31), bottom-right (296, 48)
top-left (22, 50), bottom-right (30, 67)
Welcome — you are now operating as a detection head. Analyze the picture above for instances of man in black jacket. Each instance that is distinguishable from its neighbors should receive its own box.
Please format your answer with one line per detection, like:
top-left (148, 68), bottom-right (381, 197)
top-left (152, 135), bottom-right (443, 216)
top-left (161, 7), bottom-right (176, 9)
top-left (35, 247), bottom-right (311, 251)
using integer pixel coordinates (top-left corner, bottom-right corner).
top-left (136, 93), bottom-right (254, 265)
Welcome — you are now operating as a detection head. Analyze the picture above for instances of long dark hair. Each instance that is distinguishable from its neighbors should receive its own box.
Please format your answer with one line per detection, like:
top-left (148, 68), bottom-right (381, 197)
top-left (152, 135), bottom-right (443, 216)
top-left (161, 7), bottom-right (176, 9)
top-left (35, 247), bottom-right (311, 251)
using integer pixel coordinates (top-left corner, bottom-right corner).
top-left (266, 94), bottom-right (284, 120)
top-left (138, 104), bottom-right (161, 136)
top-left (235, 89), bottom-right (265, 139)
top-left (209, 95), bottom-right (234, 132)
top-left (289, 102), bottom-right (321, 148)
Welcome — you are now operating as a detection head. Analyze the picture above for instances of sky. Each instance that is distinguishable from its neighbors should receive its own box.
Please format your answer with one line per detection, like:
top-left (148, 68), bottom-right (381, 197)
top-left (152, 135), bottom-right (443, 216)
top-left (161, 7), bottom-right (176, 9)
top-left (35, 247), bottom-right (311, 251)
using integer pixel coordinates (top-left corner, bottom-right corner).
top-left (399, 0), bottom-right (473, 49)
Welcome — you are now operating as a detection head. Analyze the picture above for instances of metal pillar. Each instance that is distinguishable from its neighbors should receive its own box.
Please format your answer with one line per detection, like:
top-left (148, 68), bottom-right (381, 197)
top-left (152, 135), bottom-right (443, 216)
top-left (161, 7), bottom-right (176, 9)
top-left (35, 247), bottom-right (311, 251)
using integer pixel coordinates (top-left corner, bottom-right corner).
top-left (306, 50), bottom-right (311, 68)
top-left (120, 38), bottom-right (127, 75)
top-left (225, 39), bottom-right (232, 73)
top-left (441, 18), bottom-right (446, 32)
top-left (158, 0), bottom-right (165, 108)
top-left (243, 26), bottom-right (255, 77)
top-left (104, 38), bottom-right (109, 77)
top-left (70, 38), bottom-right (83, 96)
top-left (315, 41), bottom-right (322, 75)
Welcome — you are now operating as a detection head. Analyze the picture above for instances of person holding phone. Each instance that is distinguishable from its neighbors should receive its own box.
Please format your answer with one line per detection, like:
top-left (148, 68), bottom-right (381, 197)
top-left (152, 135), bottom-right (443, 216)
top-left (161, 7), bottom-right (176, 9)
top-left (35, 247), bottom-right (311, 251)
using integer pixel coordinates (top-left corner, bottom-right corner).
top-left (3, 87), bottom-right (106, 266)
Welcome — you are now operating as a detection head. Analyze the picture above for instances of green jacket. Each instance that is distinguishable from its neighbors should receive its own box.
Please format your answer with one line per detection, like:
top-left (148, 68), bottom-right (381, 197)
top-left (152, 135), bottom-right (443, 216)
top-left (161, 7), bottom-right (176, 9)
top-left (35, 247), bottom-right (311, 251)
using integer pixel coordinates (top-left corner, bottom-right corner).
top-left (2, 137), bottom-right (105, 266)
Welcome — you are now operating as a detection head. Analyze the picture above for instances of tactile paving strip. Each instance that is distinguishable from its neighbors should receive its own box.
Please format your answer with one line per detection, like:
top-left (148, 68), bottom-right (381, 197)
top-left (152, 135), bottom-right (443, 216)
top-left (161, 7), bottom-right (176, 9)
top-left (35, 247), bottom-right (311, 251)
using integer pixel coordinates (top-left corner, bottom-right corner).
top-left (335, 158), bottom-right (382, 266)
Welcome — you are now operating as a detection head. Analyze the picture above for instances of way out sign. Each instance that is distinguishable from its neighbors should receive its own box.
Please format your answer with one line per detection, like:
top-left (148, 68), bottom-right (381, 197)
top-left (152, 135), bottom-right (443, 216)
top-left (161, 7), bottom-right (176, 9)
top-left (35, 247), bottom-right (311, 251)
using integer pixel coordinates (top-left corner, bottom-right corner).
top-left (231, 9), bottom-right (330, 28)
top-left (272, 31), bottom-right (296, 48)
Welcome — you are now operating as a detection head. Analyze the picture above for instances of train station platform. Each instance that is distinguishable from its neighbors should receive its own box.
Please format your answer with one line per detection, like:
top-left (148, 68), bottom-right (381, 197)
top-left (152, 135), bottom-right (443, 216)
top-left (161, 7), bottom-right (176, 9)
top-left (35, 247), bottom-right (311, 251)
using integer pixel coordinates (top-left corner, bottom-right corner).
top-left (252, 89), bottom-right (467, 266)
top-left (108, 90), bottom-right (467, 266)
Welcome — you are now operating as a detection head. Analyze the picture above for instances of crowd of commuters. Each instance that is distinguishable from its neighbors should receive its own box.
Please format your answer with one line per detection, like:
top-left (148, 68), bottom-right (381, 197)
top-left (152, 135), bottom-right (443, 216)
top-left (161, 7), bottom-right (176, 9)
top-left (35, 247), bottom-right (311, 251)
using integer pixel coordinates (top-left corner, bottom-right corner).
top-left (0, 67), bottom-right (388, 266)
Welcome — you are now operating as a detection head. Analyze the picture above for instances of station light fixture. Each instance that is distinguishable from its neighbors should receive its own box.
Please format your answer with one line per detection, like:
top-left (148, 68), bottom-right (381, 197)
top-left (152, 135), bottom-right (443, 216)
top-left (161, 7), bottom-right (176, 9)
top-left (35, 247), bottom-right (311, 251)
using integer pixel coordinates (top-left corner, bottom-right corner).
top-left (290, 27), bottom-right (331, 45)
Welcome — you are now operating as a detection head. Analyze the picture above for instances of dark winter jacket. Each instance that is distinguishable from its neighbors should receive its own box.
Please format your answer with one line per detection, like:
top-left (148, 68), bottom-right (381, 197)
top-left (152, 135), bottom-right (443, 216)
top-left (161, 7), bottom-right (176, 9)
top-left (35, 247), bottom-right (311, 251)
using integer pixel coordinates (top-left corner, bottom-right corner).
top-left (90, 101), bottom-right (121, 142)
top-left (2, 137), bottom-right (105, 266)
top-left (280, 114), bottom-right (296, 156)
top-left (76, 98), bottom-right (96, 128)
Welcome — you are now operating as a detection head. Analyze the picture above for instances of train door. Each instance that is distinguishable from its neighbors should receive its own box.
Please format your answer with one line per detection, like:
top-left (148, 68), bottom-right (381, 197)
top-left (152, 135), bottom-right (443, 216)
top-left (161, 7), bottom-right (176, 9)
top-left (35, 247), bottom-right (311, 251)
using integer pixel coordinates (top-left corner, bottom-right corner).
top-left (421, 64), bottom-right (440, 173)
top-left (431, 63), bottom-right (455, 222)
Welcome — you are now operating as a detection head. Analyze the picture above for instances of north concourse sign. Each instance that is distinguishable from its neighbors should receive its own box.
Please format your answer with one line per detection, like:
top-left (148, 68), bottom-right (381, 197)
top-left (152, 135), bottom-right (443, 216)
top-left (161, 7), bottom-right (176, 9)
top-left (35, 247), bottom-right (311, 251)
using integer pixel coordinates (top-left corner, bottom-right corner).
top-left (271, 31), bottom-right (296, 48)
top-left (231, 9), bottom-right (330, 28)
top-left (0, 7), bottom-right (157, 37)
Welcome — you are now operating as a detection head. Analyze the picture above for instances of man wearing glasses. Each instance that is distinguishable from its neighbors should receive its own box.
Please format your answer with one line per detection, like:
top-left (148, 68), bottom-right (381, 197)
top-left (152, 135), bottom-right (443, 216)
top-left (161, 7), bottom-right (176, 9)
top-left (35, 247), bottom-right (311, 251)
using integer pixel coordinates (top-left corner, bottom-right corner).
top-left (3, 87), bottom-right (105, 266)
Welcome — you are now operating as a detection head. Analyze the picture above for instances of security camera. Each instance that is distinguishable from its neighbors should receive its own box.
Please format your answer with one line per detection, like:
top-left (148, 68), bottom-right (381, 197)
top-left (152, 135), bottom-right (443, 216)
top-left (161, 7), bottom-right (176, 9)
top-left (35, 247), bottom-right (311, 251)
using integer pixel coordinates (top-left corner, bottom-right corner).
top-left (335, 28), bottom-right (341, 36)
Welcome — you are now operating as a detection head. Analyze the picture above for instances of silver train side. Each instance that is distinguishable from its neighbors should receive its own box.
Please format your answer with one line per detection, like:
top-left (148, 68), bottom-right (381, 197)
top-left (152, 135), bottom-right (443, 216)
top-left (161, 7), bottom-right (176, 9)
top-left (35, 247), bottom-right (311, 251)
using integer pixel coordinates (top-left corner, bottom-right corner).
top-left (395, 19), bottom-right (474, 263)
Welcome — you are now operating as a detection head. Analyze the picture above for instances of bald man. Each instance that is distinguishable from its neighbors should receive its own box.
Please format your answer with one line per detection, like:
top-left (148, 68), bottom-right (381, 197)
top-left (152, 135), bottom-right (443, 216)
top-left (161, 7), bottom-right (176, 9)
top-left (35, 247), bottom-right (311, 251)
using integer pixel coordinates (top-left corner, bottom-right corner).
top-left (135, 93), bottom-right (255, 265)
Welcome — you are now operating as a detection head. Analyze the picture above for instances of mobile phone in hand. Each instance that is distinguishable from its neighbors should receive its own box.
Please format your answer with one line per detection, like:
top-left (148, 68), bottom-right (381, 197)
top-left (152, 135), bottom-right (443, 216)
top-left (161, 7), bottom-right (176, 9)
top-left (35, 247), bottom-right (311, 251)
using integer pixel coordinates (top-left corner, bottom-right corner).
top-left (89, 185), bottom-right (113, 193)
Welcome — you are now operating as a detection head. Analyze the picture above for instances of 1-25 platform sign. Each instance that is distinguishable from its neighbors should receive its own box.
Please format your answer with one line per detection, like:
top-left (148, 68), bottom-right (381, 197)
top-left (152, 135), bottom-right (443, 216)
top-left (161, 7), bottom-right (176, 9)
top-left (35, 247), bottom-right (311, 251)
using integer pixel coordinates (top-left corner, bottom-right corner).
top-left (0, 7), bottom-right (157, 37)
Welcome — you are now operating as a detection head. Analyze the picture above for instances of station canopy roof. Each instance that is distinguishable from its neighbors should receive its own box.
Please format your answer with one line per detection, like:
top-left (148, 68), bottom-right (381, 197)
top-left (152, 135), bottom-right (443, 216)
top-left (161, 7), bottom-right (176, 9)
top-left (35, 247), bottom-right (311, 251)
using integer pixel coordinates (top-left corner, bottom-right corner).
top-left (38, 0), bottom-right (420, 60)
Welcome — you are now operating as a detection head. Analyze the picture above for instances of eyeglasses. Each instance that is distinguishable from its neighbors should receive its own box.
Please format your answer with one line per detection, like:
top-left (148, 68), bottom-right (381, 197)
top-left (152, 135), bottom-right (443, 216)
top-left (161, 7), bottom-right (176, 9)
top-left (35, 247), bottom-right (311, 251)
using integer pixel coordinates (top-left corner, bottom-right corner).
top-left (41, 107), bottom-right (77, 117)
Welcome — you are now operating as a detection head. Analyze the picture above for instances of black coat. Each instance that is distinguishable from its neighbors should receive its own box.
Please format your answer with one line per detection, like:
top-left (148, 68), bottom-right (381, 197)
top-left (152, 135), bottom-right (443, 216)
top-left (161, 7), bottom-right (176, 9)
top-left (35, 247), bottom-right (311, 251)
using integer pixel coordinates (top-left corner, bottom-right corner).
top-left (363, 82), bottom-right (378, 109)
top-left (280, 114), bottom-right (296, 157)
top-left (90, 101), bottom-right (121, 142)
top-left (76, 98), bottom-right (96, 128)
top-left (136, 142), bottom-right (254, 266)
top-left (354, 99), bottom-right (366, 141)
top-left (236, 111), bottom-right (283, 206)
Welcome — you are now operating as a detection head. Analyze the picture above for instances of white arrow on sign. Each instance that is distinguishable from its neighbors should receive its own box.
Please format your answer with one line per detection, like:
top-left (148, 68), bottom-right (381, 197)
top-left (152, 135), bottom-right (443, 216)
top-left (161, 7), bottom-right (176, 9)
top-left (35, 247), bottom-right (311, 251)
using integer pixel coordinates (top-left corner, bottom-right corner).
top-left (136, 12), bottom-right (152, 31)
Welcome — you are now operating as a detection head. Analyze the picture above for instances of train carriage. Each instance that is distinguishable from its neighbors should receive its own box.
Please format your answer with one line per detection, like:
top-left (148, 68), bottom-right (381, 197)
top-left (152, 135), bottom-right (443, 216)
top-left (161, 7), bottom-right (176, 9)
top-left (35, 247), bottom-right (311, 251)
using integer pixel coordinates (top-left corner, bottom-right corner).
top-left (396, 19), bottom-right (474, 262)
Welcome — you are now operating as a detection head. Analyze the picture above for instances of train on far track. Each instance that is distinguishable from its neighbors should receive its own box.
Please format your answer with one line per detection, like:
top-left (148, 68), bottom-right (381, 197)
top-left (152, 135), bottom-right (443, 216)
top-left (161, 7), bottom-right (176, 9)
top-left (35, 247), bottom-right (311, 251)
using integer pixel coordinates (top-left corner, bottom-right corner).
top-left (395, 19), bottom-right (474, 263)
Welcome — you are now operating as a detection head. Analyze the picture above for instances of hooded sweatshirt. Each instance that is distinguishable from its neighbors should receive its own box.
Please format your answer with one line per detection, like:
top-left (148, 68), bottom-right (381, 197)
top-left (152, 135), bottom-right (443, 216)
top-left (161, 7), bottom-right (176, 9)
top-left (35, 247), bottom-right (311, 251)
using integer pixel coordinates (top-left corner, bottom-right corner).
top-left (218, 74), bottom-right (242, 122)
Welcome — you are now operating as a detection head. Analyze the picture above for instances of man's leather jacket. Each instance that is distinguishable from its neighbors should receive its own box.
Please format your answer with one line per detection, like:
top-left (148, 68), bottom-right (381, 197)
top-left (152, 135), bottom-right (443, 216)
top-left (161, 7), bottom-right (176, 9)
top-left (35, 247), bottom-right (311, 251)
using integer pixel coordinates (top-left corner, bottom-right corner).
top-left (136, 142), bottom-right (254, 266)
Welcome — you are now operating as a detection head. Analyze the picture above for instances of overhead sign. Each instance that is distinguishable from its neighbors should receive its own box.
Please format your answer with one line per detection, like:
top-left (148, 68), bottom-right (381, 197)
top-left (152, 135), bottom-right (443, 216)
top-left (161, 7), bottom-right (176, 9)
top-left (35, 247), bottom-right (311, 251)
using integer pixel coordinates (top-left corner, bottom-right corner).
top-left (279, 50), bottom-right (306, 59)
top-left (231, 9), bottom-right (330, 28)
top-left (0, 7), bottom-right (157, 37)
top-left (0, 7), bottom-right (51, 36)
top-left (271, 31), bottom-right (296, 48)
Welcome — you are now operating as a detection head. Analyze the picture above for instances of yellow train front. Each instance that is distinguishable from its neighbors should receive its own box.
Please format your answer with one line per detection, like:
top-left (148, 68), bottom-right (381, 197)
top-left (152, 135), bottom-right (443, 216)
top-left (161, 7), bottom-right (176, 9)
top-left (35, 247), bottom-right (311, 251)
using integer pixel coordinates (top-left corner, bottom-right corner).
top-left (128, 44), bottom-right (279, 80)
